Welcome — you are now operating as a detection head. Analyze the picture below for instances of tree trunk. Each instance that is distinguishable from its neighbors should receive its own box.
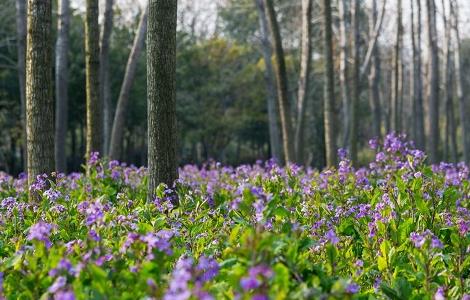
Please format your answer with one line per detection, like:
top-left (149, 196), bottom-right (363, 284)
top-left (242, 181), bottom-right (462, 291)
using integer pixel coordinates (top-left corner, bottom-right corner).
top-left (85, 0), bottom-right (102, 158)
top-left (109, 6), bottom-right (148, 161)
top-left (368, 0), bottom-right (381, 139)
top-left (147, 0), bottom-right (178, 200)
top-left (55, 0), bottom-right (70, 173)
top-left (425, 0), bottom-right (440, 163)
top-left (323, 0), bottom-right (336, 167)
top-left (100, 0), bottom-right (114, 155)
top-left (26, 0), bottom-right (55, 198)
top-left (391, 0), bottom-right (403, 133)
top-left (338, 0), bottom-right (350, 148)
top-left (254, 0), bottom-right (283, 164)
top-left (441, 0), bottom-right (457, 162)
top-left (450, 0), bottom-right (469, 163)
top-left (263, 0), bottom-right (295, 164)
top-left (294, 0), bottom-right (312, 164)
top-left (16, 0), bottom-right (27, 171)
top-left (349, 0), bottom-right (360, 164)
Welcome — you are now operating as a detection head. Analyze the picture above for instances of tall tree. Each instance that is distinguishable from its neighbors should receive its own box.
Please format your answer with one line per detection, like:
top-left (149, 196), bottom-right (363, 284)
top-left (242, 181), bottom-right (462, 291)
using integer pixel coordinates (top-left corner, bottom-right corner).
top-left (411, 0), bottom-right (426, 150)
top-left (15, 0), bottom-right (27, 170)
top-left (441, 0), bottom-right (457, 162)
top-left (349, 0), bottom-right (360, 164)
top-left (26, 0), bottom-right (55, 196)
top-left (338, 0), bottom-right (350, 148)
top-left (391, 0), bottom-right (403, 132)
top-left (85, 0), bottom-right (102, 158)
top-left (450, 0), bottom-right (469, 163)
top-left (368, 0), bottom-right (381, 139)
top-left (109, 6), bottom-right (148, 160)
top-left (263, 0), bottom-right (295, 163)
top-left (254, 0), bottom-right (283, 164)
top-left (294, 0), bottom-right (312, 163)
top-left (425, 0), bottom-right (439, 163)
top-left (55, 0), bottom-right (70, 172)
top-left (100, 0), bottom-right (114, 155)
top-left (323, 0), bottom-right (336, 167)
top-left (147, 0), bottom-right (178, 199)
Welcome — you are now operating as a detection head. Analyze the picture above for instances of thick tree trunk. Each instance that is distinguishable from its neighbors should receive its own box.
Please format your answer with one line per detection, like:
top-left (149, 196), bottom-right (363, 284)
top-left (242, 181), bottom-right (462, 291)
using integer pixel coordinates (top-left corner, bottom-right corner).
top-left (100, 0), bottom-right (114, 155)
top-left (109, 7), bottom-right (148, 160)
top-left (55, 0), bottom-right (70, 173)
top-left (16, 0), bottom-right (27, 171)
top-left (368, 0), bottom-right (381, 139)
top-left (338, 0), bottom-right (350, 148)
top-left (323, 0), bottom-right (336, 167)
top-left (349, 0), bottom-right (360, 164)
top-left (391, 0), bottom-right (403, 133)
top-left (85, 0), bottom-right (102, 158)
top-left (147, 0), bottom-right (178, 200)
top-left (425, 0), bottom-right (440, 163)
top-left (26, 0), bottom-right (55, 198)
top-left (450, 0), bottom-right (469, 163)
top-left (254, 0), bottom-right (283, 164)
top-left (294, 0), bottom-right (312, 164)
top-left (263, 0), bottom-right (295, 164)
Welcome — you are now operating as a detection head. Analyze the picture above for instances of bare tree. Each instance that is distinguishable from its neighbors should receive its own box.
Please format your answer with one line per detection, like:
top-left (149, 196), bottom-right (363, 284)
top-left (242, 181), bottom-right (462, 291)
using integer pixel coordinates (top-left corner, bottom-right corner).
top-left (147, 0), bottom-right (178, 200)
top-left (254, 0), bottom-right (283, 164)
top-left (109, 6), bottom-right (148, 161)
top-left (26, 0), bottom-right (55, 198)
top-left (450, 0), bottom-right (469, 163)
top-left (425, 0), bottom-right (439, 163)
top-left (85, 0), bottom-right (102, 158)
top-left (391, 0), bottom-right (403, 132)
top-left (368, 0), bottom-right (381, 139)
top-left (338, 0), bottom-right (350, 148)
top-left (294, 0), bottom-right (312, 163)
top-left (350, 0), bottom-right (360, 164)
top-left (323, 0), bottom-right (337, 167)
top-left (55, 0), bottom-right (70, 173)
top-left (15, 0), bottom-right (27, 170)
top-left (263, 0), bottom-right (295, 163)
top-left (100, 0), bottom-right (114, 155)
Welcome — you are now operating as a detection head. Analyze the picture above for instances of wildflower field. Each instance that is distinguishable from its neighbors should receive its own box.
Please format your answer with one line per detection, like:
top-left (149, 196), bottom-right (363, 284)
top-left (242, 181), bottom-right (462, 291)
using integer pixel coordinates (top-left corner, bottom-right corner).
top-left (0, 133), bottom-right (469, 299)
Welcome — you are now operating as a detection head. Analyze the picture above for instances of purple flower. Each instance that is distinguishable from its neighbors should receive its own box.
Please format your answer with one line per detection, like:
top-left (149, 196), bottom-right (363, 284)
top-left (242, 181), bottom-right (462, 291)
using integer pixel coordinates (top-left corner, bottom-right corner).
top-left (54, 290), bottom-right (75, 300)
top-left (240, 277), bottom-right (260, 290)
top-left (163, 257), bottom-right (193, 300)
top-left (252, 294), bottom-right (269, 300)
top-left (410, 232), bottom-right (426, 248)
top-left (346, 283), bottom-right (360, 294)
top-left (431, 237), bottom-right (444, 249)
top-left (196, 256), bottom-right (219, 282)
top-left (88, 230), bottom-right (100, 242)
top-left (326, 229), bottom-right (340, 245)
top-left (48, 276), bottom-right (66, 293)
top-left (434, 286), bottom-right (445, 300)
top-left (88, 152), bottom-right (99, 166)
top-left (27, 222), bottom-right (55, 249)
top-left (44, 188), bottom-right (61, 202)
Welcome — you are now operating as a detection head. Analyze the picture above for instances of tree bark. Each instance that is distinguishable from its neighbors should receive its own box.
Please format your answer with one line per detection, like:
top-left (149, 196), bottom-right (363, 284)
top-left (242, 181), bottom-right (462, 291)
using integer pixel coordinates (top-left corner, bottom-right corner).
top-left (254, 0), bottom-right (283, 164)
top-left (349, 0), bottom-right (360, 164)
top-left (338, 0), bottom-right (350, 148)
top-left (450, 0), bottom-right (469, 163)
top-left (147, 0), bottom-right (178, 200)
top-left (368, 0), bottom-right (381, 139)
top-left (85, 0), bottom-right (102, 158)
top-left (109, 6), bottom-right (148, 160)
top-left (425, 0), bottom-right (440, 163)
top-left (16, 0), bottom-right (27, 171)
top-left (26, 0), bottom-right (55, 198)
top-left (294, 0), bottom-right (312, 164)
top-left (322, 0), bottom-right (336, 167)
top-left (263, 0), bottom-right (295, 164)
top-left (391, 0), bottom-right (403, 133)
top-left (55, 0), bottom-right (70, 173)
top-left (100, 0), bottom-right (114, 155)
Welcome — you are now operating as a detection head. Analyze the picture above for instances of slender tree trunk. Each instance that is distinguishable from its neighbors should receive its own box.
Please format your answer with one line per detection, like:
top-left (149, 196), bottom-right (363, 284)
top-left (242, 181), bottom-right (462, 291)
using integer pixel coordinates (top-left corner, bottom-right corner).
top-left (147, 0), bottom-right (178, 200)
top-left (323, 0), bottom-right (337, 167)
top-left (349, 0), bottom-right (360, 164)
top-left (26, 0), bottom-right (55, 198)
top-left (425, 0), bottom-right (439, 163)
top-left (85, 0), bottom-right (102, 158)
top-left (16, 0), bottom-right (27, 172)
top-left (55, 0), bottom-right (70, 173)
top-left (109, 6), bottom-right (148, 160)
top-left (338, 0), bottom-right (350, 148)
top-left (450, 0), bottom-right (469, 163)
top-left (391, 0), bottom-right (403, 132)
top-left (295, 0), bottom-right (312, 164)
top-left (254, 0), bottom-right (283, 164)
top-left (441, 0), bottom-right (457, 162)
top-left (100, 0), bottom-right (114, 155)
top-left (368, 0), bottom-right (381, 139)
top-left (263, 0), bottom-right (295, 163)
